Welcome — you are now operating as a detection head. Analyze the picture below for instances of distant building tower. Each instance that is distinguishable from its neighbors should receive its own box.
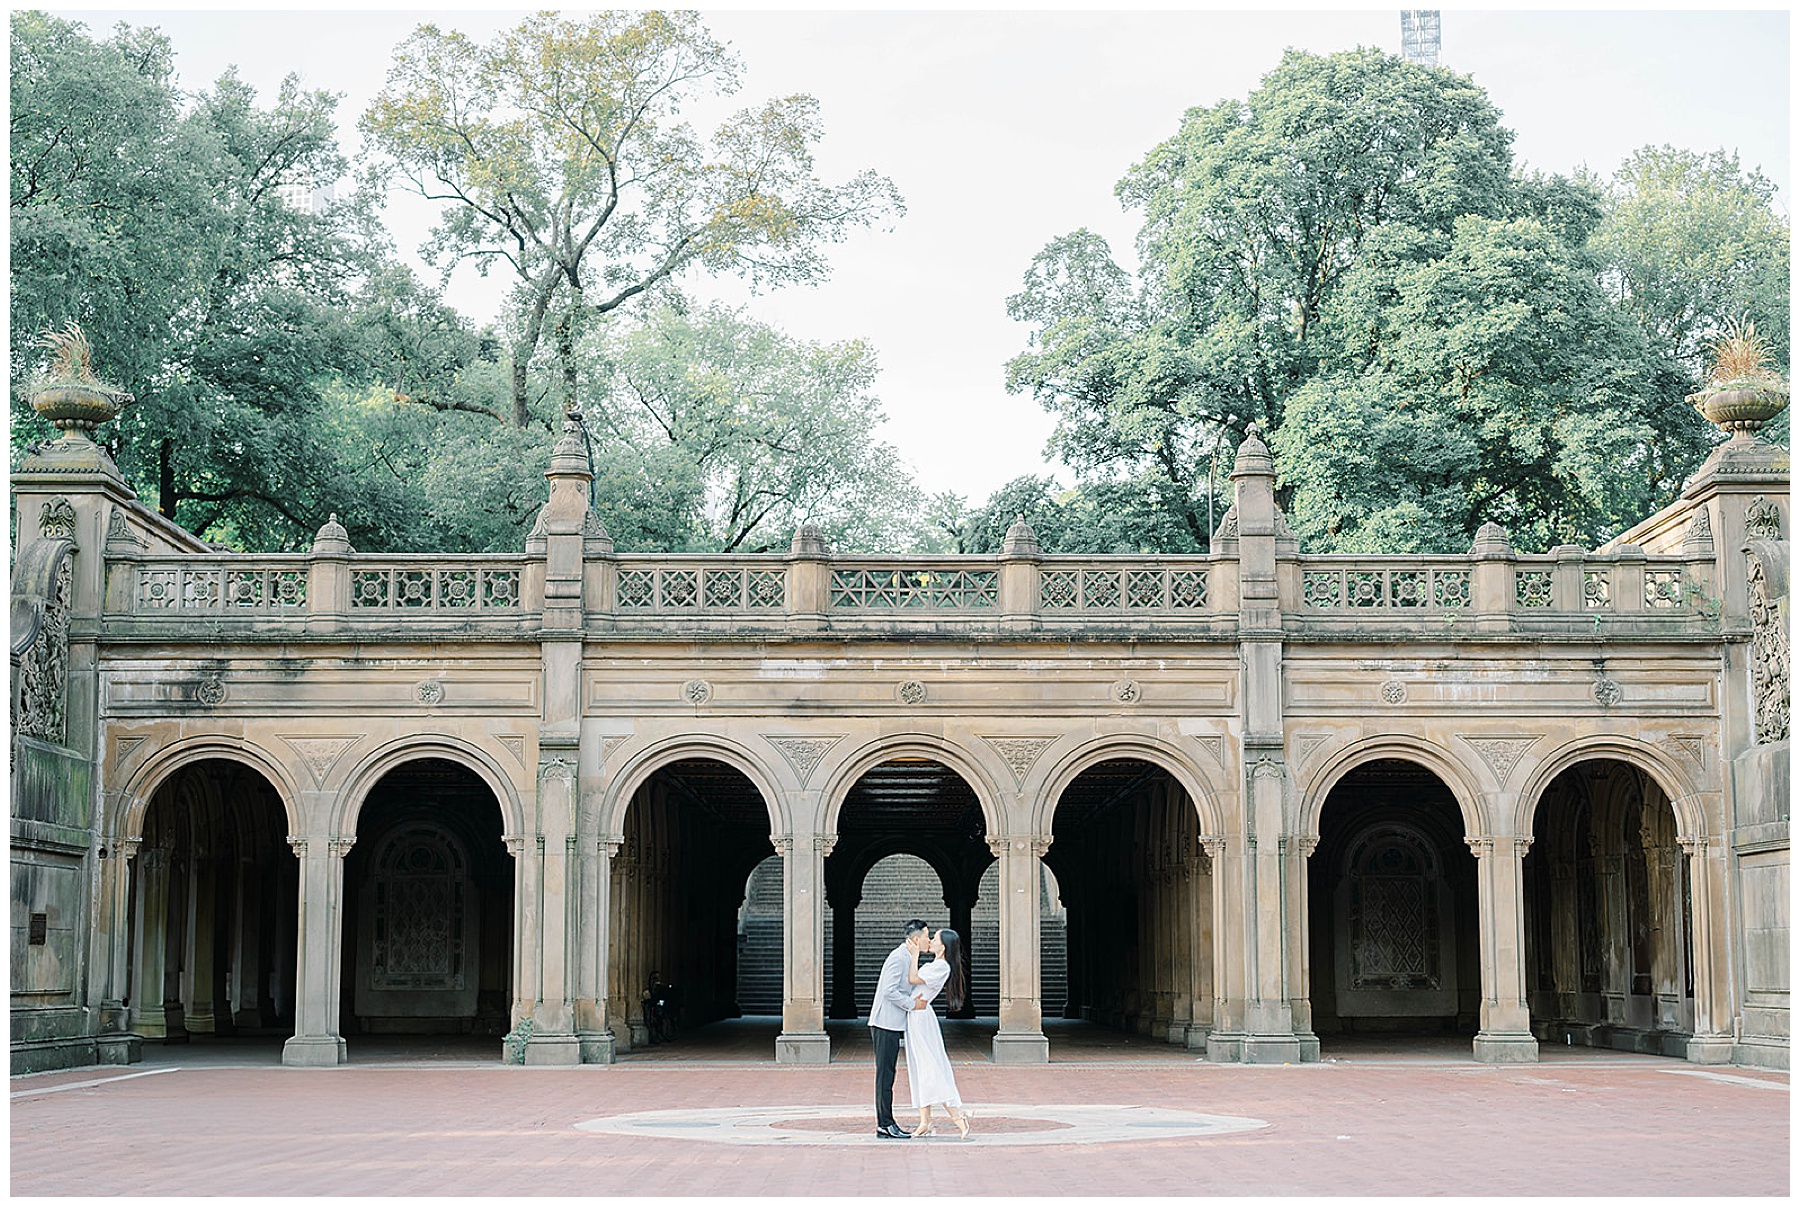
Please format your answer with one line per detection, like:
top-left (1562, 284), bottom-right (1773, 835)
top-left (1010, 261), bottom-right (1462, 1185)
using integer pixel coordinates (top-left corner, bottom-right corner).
top-left (276, 169), bottom-right (334, 215)
top-left (1401, 10), bottom-right (1441, 67)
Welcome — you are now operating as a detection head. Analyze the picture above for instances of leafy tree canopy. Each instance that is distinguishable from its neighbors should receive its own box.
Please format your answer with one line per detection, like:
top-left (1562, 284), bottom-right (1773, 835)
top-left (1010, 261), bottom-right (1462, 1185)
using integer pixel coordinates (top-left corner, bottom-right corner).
top-left (1007, 47), bottom-right (1789, 554)
top-left (360, 11), bottom-right (904, 427)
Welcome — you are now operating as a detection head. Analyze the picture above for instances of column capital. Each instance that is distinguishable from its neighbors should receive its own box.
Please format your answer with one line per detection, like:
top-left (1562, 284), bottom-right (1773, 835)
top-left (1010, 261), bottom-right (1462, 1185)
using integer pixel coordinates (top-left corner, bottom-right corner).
top-left (1676, 835), bottom-right (1710, 857)
top-left (818, 833), bottom-right (838, 859)
top-left (1198, 835), bottom-right (1229, 860)
top-left (986, 835), bottom-right (1045, 859)
top-left (286, 834), bottom-right (308, 858)
top-left (599, 838), bottom-right (622, 858)
top-left (1465, 835), bottom-right (1532, 859)
top-left (328, 835), bottom-right (356, 859)
top-left (773, 835), bottom-right (794, 858)
top-left (111, 836), bottom-right (143, 862)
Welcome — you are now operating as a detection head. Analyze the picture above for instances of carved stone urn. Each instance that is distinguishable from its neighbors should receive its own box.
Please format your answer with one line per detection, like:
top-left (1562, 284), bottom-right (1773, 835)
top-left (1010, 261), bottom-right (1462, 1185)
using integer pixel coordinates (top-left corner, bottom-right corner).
top-left (29, 323), bottom-right (132, 438)
top-left (31, 380), bottom-right (130, 435)
top-left (1689, 384), bottom-right (1789, 437)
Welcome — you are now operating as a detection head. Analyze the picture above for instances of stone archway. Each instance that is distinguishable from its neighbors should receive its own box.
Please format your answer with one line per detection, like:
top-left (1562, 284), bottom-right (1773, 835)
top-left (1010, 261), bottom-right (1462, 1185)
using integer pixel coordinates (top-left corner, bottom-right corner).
top-left (1307, 759), bottom-right (1479, 1050)
top-left (341, 758), bottom-right (512, 1043)
top-left (608, 758), bottom-right (775, 1052)
top-left (1047, 758), bottom-right (1210, 1049)
top-left (1524, 758), bottom-right (1695, 1055)
top-left (130, 759), bottom-right (297, 1045)
top-left (826, 759), bottom-right (994, 1038)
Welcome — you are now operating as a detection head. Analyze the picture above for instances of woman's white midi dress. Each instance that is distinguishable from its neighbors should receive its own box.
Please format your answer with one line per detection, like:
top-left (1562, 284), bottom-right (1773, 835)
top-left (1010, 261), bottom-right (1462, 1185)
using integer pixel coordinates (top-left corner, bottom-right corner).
top-left (904, 959), bottom-right (962, 1109)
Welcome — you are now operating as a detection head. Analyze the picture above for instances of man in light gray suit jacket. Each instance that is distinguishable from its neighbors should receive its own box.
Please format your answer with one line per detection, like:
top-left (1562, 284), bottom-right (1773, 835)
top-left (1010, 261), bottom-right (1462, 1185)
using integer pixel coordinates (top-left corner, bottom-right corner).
top-left (870, 918), bottom-right (930, 1138)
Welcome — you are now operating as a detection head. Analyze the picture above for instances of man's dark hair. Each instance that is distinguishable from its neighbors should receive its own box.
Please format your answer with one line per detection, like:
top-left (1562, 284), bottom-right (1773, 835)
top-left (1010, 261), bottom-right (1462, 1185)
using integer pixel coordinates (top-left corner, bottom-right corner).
top-left (903, 918), bottom-right (928, 939)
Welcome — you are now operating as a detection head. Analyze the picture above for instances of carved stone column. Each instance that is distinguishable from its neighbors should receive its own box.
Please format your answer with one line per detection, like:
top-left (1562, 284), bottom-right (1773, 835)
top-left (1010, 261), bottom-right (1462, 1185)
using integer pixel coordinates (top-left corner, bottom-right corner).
top-left (93, 837), bottom-right (143, 1063)
top-left (1679, 835), bottom-right (1735, 1063)
top-left (521, 748), bottom-right (580, 1065)
top-left (990, 835), bottom-right (1050, 1064)
top-left (1187, 837), bottom-right (1220, 1048)
top-left (577, 839), bottom-right (619, 1063)
top-left (281, 834), bottom-right (352, 1066)
top-left (776, 832), bottom-right (830, 1063)
top-left (160, 845), bottom-right (189, 1043)
top-left (1202, 835), bottom-right (1245, 1060)
top-left (826, 876), bottom-right (861, 1020)
top-left (1241, 756), bottom-right (1302, 1063)
top-left (1286, 834), bottom-right (1321, 1061)
top-left (130, 844), bottom-right (172, 1038)
top-left (186, 853), bottom-right (217, 1034)
top-left (231, 855), bottom-right (263, 1028)
top-left (1467, 834), bottom-right (1540, 1063)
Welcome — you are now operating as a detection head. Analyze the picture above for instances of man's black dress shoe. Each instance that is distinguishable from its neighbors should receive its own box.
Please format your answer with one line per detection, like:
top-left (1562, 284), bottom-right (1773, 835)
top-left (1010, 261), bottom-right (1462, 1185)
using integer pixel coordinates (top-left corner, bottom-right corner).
top-left (875, 1124), bottom-right (911, 1139)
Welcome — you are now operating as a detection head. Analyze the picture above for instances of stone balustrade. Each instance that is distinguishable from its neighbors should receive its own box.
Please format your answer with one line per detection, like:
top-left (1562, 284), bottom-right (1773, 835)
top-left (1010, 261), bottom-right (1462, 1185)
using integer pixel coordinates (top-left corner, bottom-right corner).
top-left (98, 542), bottom-right (1715, 640)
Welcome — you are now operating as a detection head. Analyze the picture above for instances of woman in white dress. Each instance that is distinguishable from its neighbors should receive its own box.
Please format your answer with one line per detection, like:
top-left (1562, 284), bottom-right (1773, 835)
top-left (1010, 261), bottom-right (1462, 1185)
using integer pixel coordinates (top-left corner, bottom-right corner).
top-left (904, 928), bottom-right (972, 1139)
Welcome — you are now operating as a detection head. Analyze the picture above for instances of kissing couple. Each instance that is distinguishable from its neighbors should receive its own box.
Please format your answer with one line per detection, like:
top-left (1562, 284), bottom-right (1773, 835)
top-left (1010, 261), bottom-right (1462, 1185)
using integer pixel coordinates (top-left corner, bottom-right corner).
top-left (869, 918), bottom-right (973, 1140)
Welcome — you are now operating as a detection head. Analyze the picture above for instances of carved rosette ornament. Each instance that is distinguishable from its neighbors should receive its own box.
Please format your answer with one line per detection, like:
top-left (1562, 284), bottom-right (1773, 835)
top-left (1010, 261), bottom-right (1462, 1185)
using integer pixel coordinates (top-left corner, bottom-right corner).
top-left (896, 680), bottom-right (927, 705)
top-left (415, 680), bottom-right (445, 705)
top-left (195, 674), bottom-right (226, 707)
top-left (1113, 680), bottom-right (1141, 704)
top-left (1379, 680), bottom-right (1407, 705)
top-left (1593, 678), bottom-right (1623, 707)
top-left (683, 679), bottom-right (713, 705)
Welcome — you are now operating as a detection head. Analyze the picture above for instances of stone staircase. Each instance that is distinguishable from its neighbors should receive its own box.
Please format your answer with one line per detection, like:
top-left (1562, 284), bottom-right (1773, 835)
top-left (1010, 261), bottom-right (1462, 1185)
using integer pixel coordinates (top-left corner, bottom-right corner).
top-left (735, 854), bottom-right (1066, 1018)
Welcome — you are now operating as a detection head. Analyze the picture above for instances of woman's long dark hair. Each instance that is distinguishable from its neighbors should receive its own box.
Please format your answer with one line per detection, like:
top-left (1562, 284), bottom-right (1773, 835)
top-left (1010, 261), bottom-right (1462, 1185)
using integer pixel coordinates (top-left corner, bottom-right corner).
top-left (938, 928), bottom-right (967, 1014)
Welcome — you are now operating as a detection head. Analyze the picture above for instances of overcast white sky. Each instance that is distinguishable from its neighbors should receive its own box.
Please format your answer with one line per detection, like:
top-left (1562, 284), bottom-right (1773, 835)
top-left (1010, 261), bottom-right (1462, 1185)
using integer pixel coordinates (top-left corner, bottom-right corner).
top-left (55, 5), bottom-right (1793, 503)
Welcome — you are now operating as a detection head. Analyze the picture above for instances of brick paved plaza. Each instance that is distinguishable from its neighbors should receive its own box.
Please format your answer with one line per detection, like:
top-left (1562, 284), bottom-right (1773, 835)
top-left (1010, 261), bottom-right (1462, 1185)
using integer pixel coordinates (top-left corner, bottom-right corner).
top-left (10, 1022), bottom-right (1789, 1197)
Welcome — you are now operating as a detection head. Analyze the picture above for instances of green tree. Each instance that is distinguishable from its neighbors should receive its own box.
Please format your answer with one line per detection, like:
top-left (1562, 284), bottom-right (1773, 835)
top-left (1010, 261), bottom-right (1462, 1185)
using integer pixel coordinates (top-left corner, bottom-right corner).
top-left (1009, 47), bottom-right (1751, 553)
top-left (360, 11), bottom-right (903, 428)
top-left (582, 302), bottom-right (922, 553)
top-left (1589, 146), bottom-right (1790, 381)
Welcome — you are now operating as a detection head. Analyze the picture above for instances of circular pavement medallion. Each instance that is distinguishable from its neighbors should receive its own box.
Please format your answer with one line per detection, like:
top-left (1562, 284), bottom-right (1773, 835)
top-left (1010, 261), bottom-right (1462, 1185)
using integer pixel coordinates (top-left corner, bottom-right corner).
top-left (574, 1103), bottom-right (1268, 1147)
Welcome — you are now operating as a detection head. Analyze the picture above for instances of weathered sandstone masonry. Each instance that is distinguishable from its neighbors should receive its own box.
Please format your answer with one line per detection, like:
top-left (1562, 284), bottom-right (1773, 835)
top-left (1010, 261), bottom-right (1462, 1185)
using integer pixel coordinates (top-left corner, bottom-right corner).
top-left (11, 414), bottom-right (1788, 1072)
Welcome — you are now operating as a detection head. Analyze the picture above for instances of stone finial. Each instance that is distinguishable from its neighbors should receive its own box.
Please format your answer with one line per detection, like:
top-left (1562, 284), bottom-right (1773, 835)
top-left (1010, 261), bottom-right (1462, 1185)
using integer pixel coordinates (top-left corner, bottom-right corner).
top-left (1001, 513), bottom-right (1041, 559)
top-left (1681, 506), bottom-right (1715, 555)
top-left (1229, 421), bottom-right (1275, 480)
top-left (310, 513), bottom-right (353, 555)
top-left (1469, 521), bottom-right (1513, 559)
top-left (548, 409), bottom-right (593, 481)
top-left (790, 522), bottom-right (832, 557)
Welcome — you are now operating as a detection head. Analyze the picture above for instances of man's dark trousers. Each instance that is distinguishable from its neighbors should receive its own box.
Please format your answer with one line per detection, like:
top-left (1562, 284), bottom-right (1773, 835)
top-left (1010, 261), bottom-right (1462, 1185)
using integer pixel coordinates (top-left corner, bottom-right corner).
top-left (871, 1025), bottom-right (903, 1129)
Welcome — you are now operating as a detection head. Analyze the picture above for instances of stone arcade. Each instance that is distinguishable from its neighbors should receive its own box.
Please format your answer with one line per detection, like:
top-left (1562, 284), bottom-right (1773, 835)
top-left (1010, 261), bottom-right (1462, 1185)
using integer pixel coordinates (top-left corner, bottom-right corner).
top-left (10, 397), bottom-right (1789, 1073)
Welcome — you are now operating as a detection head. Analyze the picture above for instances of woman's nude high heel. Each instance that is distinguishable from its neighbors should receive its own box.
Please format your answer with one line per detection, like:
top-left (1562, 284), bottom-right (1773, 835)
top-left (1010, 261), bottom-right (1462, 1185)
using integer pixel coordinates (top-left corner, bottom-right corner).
top-left (954, 1110), bottom-right (971, 1140)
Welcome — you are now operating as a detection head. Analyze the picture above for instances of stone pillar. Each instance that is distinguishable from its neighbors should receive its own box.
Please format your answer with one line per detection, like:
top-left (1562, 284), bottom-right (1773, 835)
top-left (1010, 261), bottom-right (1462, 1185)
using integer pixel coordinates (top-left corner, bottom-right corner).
top-left (186, 854), bottom-right (217, 1033)
top-left (130, 845), bottom-right (173, 1038)
top-left (1286, 835), bottom-right (1321, 1060)
top-left (1204, 835), bottom-right (1247, 1060)
top-left (1679, 835), bottom-right (1735, 1063)
top-left (281, 834), bottom-right (351, 1067)
top-left (576, 839), bottom-right (618, 1063)
top-left (231, 856), bottom-right (263, 1028)
top-left (990, 835), bottom-right (1050, 1063)
top-left (522, 747), bottom-right (580, 1065)
top-left (776, 831), bottom-right (830, 1063)
top-left (827, 878), bottom-right (861, 1020)
top-left (1467, 834), bottom-right (1540, 1063)
top-left (1241, 756), bottom-right (1301, 1063)
top-left (606, 848), bottom-right (634, 1052)
top-left (1187, 839), bottom-right (1219, 1048)
top-left (946, 877), bottom-right (977, 1020)
top-left (160, 847), bottom-right (189, 1043)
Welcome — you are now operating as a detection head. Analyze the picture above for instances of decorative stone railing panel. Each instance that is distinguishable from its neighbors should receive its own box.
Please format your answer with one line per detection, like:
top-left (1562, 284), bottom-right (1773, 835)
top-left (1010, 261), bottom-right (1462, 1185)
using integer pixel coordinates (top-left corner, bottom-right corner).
top-left (830, 565), bottom-right (998, 610)
top-left (134, 560), bottom-right (310, 612)
top-left (1039, 564), bottom-right (1210, 612)
top-left (1298, 561), bottom-right (1473, 610)
top-left (349, 562), bottom-right (522, 611)
top-left (615, 562), bottom-right (787, 612)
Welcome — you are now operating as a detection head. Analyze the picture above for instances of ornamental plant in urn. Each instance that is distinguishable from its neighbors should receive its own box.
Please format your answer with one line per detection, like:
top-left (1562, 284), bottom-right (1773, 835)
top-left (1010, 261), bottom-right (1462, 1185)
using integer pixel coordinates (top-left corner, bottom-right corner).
top-left (29, 321), bottom-right (133, 436)
top-left (1689, 316), bottom-right (1788, 437)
